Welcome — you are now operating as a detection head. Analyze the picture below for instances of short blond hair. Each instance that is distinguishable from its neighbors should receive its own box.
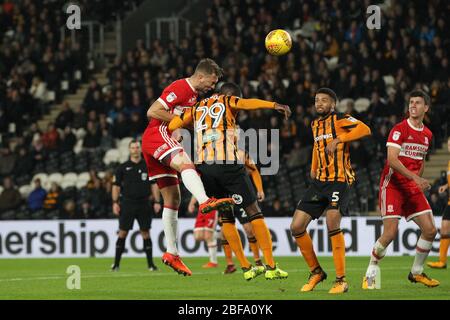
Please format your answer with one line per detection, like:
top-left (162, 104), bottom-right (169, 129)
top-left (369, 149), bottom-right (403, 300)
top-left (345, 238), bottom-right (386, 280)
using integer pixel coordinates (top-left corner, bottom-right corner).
top-left (194, 58), bottom-right (223, 77)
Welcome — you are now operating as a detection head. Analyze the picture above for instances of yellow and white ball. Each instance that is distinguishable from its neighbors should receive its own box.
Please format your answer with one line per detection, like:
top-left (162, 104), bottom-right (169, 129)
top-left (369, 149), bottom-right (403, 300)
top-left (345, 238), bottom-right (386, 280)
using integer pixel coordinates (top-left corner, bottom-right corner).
top-left (265, 29), bottom-right (292, 56)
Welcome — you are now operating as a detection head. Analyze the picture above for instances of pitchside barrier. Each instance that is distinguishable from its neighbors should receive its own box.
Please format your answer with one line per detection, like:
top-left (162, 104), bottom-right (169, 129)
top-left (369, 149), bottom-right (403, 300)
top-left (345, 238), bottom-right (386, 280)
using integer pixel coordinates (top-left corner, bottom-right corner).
top-left (0, 217), bottom-right (443, 258)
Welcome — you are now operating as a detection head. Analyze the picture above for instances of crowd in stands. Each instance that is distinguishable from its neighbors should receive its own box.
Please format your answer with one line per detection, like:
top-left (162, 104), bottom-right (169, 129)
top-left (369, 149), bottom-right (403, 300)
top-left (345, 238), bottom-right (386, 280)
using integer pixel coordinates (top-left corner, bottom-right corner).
top-left (0, 0), bottom-right (449, 219)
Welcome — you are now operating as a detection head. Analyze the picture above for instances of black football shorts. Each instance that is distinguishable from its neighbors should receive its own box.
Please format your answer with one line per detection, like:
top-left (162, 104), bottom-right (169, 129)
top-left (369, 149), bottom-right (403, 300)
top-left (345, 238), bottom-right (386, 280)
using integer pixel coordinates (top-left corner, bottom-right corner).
top-left (296, 179), bottom-right (351, 219)
top-left (196, 163), bottom-right (257, 210)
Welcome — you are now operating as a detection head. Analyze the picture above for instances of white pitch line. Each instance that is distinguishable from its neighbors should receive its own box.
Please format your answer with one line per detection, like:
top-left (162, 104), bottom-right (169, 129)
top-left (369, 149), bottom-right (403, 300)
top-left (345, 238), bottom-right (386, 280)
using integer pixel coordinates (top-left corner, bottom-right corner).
top-left (0, 266), bottom-right (413, 283)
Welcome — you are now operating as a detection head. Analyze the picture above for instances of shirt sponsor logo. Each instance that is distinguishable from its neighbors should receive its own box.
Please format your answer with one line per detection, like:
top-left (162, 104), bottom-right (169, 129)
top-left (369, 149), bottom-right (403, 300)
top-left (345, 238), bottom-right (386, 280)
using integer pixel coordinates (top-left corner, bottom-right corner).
top-left (141, 173), bottom-right (148, 181)
top-left (166, 92), bottom-right (177, 103)
top-left (126, 167), bottom-right (132, 171)
top-left (314, 133), bottom-right (333, 142)
top-left (400, 143), bottom-right (428, 160)
top-left (407, 135), bottom-right (414, 140)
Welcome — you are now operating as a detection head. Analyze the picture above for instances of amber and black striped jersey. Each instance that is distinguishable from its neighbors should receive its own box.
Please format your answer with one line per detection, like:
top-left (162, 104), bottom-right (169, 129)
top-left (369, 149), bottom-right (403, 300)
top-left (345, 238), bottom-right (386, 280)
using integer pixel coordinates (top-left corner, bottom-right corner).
top-left (311, 112), bottom-right (371, 185)
top-left (171, 94), bottom-right (276, 163)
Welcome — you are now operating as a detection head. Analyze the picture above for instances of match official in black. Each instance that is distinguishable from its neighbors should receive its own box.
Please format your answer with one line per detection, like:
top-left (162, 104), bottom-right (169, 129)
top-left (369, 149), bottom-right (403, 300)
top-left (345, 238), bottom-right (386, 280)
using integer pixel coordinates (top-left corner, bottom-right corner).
top-left (111, 139), bottom-right (161, 271)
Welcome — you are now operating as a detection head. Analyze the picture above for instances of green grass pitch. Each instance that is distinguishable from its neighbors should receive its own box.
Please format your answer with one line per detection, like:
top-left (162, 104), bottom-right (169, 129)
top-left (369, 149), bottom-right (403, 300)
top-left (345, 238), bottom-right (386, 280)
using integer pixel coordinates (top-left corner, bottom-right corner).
top-left (0, 256), bottom-right (448, 300)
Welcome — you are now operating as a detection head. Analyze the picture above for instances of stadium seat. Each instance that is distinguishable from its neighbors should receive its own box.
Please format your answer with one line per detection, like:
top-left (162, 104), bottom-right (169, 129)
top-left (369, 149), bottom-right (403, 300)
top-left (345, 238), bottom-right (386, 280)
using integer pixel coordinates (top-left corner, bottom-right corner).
top-left (354, 98), bottom-right (371, 113)
top-left (61, 180), bottom-right (76, 189)
top-left (32, 173), bottom-right (49, 184)
top-left (325, 56), bottom-right (339, 71)
top-left (98, 171), bottom-right (106, 179)
top-left (383, 75), bottom-right (395, 87)
top-left (104, 149), bottom-right (121, 165)
top-left (15, 209), bottom-right (31, 220)
top-left (30, 209), bottom-right (46, 220)
top-left (75, 128), bottom-right (87, 140)
top-left (62, 172), bottom-right (78, 186)
top-left (119, 150), bottom-right (130, 162)
top-left (249, 80), bottom-right (259, 92)
top-left (1, 210), bottom-right (16, 220)
top-left (77, 172), bottom-right (90, 182)
top-left (48, 172), bottom-right (63, 184)
top-left (46, 209), bottom-right (59, 220)
top-left (74, 139), bottom-right (84, 154)
top-left (19, 185), bottom-right (33, 198)
top-left (119, 137), bottom-right (133, 149)
top-left (76, 180), bottom-right (87, 189)
top-left (338, 98), bottom-right (353, 113)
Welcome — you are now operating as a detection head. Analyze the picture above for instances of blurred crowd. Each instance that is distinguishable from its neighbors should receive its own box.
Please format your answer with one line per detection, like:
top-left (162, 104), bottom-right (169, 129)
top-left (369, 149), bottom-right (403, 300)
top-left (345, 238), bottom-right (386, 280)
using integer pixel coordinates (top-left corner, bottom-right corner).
top-left (0, 0), bottom-right (449, 219)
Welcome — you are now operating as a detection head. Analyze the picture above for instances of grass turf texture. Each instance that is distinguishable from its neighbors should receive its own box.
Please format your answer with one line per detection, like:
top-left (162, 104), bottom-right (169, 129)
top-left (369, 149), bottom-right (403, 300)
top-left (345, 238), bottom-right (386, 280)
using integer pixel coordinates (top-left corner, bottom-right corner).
top-left (0, 256), bottom-right (448, 300)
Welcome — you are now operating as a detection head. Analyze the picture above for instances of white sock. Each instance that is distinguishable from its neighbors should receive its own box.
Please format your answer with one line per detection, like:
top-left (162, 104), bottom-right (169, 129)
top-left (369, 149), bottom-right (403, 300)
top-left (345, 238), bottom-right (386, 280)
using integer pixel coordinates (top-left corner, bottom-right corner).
top-left (411, 238), bottom-right (432, 275)
top-left (207, 231), bottom-right (218, 264)
top-left (369, 240), bottom-right (387, 265)
top-left (181, 168), bottom-right (209, 203)
top-left (162, 207), bottom-right (178, 255)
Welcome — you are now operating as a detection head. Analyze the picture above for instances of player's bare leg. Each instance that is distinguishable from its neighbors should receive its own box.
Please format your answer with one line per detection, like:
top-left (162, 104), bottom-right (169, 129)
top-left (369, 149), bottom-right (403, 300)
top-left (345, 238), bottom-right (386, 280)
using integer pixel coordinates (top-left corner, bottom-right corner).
top-left (111, 229), bottom-right (128, 272)
top-left (195, 229), bottom-right (218, 268)
top-left (140, 229), bottom-right (158, 271)
top-left (291, 210), bottom-right (326, 291)
top-left (326, 209), bottom-right (348, 294)
top-left (167, 151), bottom-right (233, 212)
top-left (363, 218), bottom-right (398, 289)
top-left (428, 220), bottom-right (450, 269)
top-left (159, 183), bottom-right (192, 276)
top-left (246, 202), bottom-right (288, 280)
top-left (408, 213), bottom-right (439, 287)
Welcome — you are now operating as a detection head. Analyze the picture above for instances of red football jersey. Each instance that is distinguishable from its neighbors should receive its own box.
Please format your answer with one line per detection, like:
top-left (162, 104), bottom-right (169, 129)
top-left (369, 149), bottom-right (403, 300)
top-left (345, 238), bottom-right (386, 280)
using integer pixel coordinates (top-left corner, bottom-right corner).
top-left (147, 78), bottom-right (198, 131)
top-left (380, 119), bottom-right (433, 194)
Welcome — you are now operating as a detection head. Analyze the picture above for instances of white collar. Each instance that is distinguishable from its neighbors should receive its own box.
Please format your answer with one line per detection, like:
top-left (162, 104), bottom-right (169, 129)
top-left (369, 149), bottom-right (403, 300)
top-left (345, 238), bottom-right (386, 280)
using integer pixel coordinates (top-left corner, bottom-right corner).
top-left (407, 118), bottom-right (424, 131)
top-left (185, 78), bottom-right (197, 93)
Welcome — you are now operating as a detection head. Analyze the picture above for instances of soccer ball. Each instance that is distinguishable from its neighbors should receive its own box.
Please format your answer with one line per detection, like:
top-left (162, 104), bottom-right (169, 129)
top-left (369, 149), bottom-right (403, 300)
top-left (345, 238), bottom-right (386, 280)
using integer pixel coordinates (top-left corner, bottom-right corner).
top-left (265, 29), bottom-right (292, 56)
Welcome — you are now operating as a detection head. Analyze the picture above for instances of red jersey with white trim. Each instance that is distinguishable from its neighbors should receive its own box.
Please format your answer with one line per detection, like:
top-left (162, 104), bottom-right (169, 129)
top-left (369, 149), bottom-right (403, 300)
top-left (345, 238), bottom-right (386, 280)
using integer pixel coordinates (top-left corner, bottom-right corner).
top-left (380, 119), bottom-right (433, 194)
top-left (146, 78), bottom-right (198, 133)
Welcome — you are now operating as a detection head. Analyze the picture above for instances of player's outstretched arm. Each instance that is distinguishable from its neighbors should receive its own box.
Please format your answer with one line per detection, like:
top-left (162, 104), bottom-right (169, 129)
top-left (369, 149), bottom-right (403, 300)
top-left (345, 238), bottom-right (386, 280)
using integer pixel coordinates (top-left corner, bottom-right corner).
top-left (147, 100), bottom-right (176, 122)
top-left (232, 98), bottom-right (291, 119)
top-left (325, 117), bottom-right (371, 155)
top-left (336, 118), bottom-right (371, 143)
top-left (387, 146), bottom-right (431, 191)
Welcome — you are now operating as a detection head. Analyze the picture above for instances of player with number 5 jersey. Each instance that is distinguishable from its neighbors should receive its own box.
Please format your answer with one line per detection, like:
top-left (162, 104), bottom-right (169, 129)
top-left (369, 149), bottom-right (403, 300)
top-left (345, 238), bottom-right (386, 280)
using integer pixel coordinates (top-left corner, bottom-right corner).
top-left (290, 88), bottom-right (371, 294)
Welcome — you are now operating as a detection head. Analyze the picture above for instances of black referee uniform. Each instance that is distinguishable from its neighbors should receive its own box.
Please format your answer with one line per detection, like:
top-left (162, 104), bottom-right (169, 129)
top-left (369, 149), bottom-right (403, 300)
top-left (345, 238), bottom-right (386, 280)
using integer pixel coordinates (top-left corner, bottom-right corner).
top-left (114, 159), bottom-right (153, 231)
top-left (111, 158), bottom-right (158, 271)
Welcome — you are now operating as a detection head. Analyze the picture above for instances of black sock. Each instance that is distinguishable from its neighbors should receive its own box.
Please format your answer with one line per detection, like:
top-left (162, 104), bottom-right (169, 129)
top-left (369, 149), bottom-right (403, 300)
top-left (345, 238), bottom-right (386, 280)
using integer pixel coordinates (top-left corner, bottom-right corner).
top-left (114, 237), bottom-right (126, 267)
top-left (144, 238), bottom-right (154, 267)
